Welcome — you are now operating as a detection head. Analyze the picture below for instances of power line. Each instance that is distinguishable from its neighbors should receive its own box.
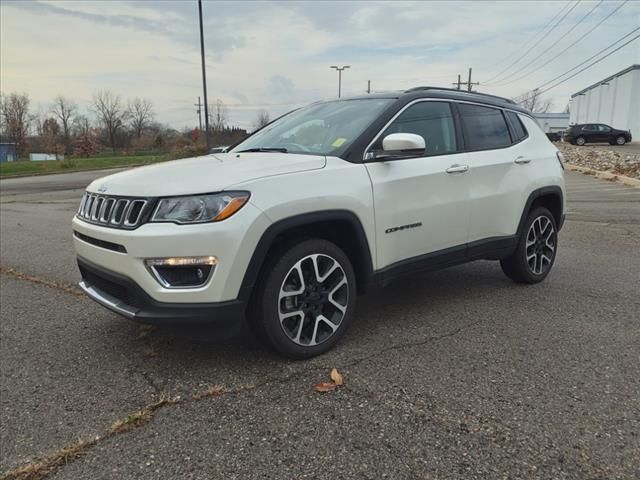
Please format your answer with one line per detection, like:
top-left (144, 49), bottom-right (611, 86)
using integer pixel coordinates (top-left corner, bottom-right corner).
top-left (487, 0), bottom-right (608, 86)
top-left (538, 27), bottom-right (640, 89)
top-left (536, 30), bottom-right (640, 94)
top-left (483, 0), bottom-right (578, 83)
top-left (482, 0), bottom-right (573, 73)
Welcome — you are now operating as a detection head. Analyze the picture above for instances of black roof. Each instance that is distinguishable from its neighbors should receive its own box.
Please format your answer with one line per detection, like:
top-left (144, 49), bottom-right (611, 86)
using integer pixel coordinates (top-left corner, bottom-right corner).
top-left (343, 87), bottom-right (529, 114)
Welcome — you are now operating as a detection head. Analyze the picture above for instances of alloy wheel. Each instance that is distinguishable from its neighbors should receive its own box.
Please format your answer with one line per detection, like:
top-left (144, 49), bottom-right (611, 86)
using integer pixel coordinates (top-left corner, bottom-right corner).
top-left (526, 215), bottom-right (556, 275)
top-left (278, 254), bottom-right (349, 346)
top-left (616, 136), bottom-right (626, 145)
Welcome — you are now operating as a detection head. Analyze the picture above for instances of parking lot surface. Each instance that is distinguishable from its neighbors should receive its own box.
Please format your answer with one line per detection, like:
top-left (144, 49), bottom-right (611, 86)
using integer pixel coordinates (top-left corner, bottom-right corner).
top-left (1, 169), bottom-right (639, 479)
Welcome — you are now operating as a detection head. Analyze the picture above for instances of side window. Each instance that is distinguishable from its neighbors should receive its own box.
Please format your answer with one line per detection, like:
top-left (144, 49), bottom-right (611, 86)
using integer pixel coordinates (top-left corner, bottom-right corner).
top-left (506, 111), bottom-right (528, 142)
top-left (598, 125), bottom-right (611, 132)
top-left (373, 101), bottom-right (457, 155)
top-left (458, 103), bottom-right (511, 150)
top-left (583, 124), bottom-right (596, 131)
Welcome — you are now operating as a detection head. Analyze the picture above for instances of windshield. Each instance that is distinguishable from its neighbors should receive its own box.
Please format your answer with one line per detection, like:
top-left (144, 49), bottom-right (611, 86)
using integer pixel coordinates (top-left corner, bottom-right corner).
top-left (231, 98), bottom-right (394, 156)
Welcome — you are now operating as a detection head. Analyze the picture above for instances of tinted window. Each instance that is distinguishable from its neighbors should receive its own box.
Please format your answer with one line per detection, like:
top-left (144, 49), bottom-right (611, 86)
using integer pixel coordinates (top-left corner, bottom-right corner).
top-left (374, 101), bottom-right (457, 155)
top-left (583, 124), bottom-right (596, 131)
top-left (598, 125), bottom-right (611, 132)
top-left (458, 104), bottom-right (511, 150)
top-left (506, 111), bottom-right (528, 141)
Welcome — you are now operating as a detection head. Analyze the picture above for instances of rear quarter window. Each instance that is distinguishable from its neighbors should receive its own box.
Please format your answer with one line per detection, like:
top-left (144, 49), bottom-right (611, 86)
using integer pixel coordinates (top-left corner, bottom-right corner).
top-left (506, 111), bottom-right (528, 142)
top-left (458, 103), bottom-right (511, 150)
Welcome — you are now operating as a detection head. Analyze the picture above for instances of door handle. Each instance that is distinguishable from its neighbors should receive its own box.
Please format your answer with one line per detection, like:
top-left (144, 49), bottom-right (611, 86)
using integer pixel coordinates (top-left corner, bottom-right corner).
top-left (446, 164), bottom-right (469, 174)
top-left (514, 156), bottom-right (531, 164)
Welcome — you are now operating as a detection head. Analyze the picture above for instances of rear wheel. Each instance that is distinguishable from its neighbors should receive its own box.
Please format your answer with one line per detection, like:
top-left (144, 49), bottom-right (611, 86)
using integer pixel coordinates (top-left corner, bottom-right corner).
top-left (615, 135), bottom-right (626, 145)
top-left (501, 207), bottom-right (558, 284)
top-left (575, 136), bottom-right (586, 146)
top-left (252, 238), bottom-right (356, 359)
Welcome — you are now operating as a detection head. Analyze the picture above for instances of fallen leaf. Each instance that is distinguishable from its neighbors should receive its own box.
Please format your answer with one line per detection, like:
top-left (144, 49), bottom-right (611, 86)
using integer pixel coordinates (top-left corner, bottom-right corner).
top-left (314, 381), bottom-right (337, 393)
top-left (330, 368), bottom-right (344, 386)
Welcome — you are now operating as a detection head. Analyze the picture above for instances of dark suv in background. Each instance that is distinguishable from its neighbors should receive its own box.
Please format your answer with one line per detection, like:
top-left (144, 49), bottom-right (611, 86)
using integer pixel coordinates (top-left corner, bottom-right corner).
top-left (564, 123), bottom-right (632, 146)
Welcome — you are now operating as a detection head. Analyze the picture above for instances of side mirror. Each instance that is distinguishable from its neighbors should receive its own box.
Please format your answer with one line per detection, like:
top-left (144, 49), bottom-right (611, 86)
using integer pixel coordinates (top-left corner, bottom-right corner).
top-left (365, 133), bottom-right (426, 160)
top-left (383, 133), bottom-right (425, 152)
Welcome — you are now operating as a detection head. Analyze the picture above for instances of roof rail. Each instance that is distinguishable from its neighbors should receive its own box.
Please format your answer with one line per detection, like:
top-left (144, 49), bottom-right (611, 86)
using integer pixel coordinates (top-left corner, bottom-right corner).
top-left (404, 86), bottom-right (516, 105)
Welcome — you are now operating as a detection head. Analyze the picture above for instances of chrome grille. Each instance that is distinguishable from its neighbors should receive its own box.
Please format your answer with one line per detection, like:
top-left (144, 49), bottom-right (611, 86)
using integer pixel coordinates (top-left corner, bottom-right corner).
top-left (77, 192), bottom-right (151, 229)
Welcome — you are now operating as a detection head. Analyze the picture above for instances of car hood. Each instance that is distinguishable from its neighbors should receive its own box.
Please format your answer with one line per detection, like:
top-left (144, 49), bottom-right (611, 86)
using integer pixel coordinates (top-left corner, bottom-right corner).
top-left (86, 152), bottom-right (326, 197)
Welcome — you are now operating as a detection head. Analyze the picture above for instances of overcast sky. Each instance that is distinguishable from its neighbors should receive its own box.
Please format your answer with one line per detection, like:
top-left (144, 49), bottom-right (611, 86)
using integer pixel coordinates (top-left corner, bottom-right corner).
top-left (1, 0), bottom-right (639, 130)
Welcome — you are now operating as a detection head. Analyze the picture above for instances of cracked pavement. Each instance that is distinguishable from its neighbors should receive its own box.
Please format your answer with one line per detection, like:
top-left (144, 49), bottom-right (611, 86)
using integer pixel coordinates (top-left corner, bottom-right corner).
top-left (1, 169), bottom-right (639, 479)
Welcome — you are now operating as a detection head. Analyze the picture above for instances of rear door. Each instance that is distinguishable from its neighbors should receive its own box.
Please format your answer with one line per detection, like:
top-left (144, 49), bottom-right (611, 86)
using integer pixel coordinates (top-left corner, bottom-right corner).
top-left (458, 104), bottom-right (530, 244)
top-left (582, 124), bottom-right (598, 142)
top-left (364, 100), bottom-right (471, 269)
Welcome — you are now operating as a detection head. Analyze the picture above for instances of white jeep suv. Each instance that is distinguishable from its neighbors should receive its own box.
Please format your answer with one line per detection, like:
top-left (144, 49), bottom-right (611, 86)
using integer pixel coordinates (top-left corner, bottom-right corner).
top-left (73, 87), bottom-right (565, 358)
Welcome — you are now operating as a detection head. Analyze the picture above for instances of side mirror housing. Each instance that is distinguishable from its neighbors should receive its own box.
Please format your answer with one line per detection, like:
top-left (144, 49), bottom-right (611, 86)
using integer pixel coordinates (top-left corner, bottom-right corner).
top-left (366, 133), bottom-right (426, 160)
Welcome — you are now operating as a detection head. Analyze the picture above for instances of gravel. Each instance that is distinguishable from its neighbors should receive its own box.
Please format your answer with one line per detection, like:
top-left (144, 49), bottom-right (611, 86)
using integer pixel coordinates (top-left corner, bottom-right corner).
top-left (558, 142), bottom-right (640, 179)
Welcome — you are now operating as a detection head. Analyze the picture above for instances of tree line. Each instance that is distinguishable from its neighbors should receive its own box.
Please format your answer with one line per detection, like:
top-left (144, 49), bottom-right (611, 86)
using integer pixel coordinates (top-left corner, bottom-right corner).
top-left (0, 90), bottom-right (267, 159)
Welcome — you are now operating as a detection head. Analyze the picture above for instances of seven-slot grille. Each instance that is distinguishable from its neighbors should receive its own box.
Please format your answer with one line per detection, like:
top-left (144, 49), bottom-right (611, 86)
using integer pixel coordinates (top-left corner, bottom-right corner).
top-left (77, 192), bottom-right (151, 229)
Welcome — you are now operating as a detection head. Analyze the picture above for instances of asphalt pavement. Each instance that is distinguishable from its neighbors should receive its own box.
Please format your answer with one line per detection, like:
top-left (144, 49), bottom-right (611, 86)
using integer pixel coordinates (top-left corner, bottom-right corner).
top-left (1, 168), bottom-right (639, 479)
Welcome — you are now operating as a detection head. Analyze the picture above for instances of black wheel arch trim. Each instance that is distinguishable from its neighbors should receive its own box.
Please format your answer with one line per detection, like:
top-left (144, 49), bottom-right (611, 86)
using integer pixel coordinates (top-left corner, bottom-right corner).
top-left (238, 210), bottom-right (374, 300)
top-left (516, 186), bottom-right (565, 235)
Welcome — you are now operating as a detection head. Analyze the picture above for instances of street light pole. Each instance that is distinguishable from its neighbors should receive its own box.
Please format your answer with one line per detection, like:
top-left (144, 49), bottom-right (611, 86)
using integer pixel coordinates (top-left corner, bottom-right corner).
top-left (198, 0), bottom-right (210, 150)
top-left (330, 65), bottom-right (350, 98)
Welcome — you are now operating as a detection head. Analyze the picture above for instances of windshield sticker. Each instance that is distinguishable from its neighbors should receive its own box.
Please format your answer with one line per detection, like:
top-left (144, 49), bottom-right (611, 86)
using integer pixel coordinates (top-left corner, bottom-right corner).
top-left (332, 138), bottom-right (347, 148)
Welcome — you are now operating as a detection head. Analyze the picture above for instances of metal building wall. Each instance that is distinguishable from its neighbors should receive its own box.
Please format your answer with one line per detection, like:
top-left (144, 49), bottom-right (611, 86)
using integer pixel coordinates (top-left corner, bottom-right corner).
top-left (569, 66), bottom-right (639, 137)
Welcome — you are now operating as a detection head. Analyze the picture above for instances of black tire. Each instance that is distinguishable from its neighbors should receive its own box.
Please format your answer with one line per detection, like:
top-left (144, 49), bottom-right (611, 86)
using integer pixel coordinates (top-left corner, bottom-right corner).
top-left (251, 238), bottom-right (356, 359)
top-left (615, 135), bottom-right (626, 146)
top-left (501, 207), bottom-right (558, 284)
top-left (575, 136), bottom-right (586, 146)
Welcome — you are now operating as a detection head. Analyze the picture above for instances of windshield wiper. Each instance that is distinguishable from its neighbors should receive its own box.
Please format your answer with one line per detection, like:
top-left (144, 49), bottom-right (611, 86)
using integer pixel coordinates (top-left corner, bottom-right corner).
top-left (237, 147), bottom-right (288, 153)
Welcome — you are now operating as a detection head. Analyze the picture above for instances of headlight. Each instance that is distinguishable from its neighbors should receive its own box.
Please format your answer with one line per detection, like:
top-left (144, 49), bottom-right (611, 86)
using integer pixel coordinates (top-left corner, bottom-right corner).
top-left (151, 192), bottom-right (250, 224)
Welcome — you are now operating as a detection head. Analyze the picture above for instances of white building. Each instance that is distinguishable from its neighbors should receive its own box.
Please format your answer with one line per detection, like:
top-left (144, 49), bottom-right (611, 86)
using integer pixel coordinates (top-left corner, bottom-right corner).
top-left (569, 64), bottom-right (640, 137)
top-left (533, 113), bottom-right (570, 133)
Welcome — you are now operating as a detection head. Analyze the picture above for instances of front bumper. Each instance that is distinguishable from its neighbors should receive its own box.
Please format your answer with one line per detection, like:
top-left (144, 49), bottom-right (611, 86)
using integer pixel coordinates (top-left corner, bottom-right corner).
top-left (78, 257), bottom-right (246, 330)
top-left (71, 202), bottom-right (270, 304)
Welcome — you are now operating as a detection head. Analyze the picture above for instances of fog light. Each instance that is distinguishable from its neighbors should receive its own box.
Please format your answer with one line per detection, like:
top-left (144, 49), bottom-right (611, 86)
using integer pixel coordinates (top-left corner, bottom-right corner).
top-left (145, 256), bottom-right (217, 288)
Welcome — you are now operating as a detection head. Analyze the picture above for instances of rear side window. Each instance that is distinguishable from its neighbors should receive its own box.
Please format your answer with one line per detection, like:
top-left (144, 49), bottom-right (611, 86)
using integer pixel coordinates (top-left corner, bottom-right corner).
top-left (374, 101), bottom-right (457, 155)
top-left (458, 104), bottom-right (511, 150)
top-left (506, 111), bottom-right (528, 142)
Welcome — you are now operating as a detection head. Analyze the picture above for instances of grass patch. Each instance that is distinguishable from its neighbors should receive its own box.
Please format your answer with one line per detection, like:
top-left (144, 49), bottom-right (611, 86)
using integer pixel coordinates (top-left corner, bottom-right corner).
top-left (0, 154), bottom-right (167, 178)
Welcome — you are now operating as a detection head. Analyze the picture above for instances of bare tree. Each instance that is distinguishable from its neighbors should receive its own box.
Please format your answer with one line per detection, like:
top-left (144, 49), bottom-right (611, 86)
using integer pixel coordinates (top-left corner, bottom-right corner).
top-left (127, 97), bottom-right (154, 138)
top-left (253, 109), bottom-right (271, 130)
top-left (51, 95), bottom-right (77, 154)
top-left (513, 89), bottom-right (553, 113)
top-left (72, 115), bottom-right (91, 137)
top-left (0, 92), bottom-right (31, 157)
top-left (92, 90), bottom-right (127, 153)
top-left (42, 117), bottom-right (63, 158)
top-left (210, 99), bottom-right (228, 134)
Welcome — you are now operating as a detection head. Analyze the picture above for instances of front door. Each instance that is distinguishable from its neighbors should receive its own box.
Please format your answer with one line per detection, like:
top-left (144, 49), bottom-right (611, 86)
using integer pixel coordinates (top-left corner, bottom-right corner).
top-left (364, 101), bottom-right (470, 269)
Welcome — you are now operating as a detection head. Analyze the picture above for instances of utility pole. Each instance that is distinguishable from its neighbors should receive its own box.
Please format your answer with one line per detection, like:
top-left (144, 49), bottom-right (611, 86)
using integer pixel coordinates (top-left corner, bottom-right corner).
top-left (466, 67), bottom-right (479, 92)
top-left (452, 74), bottom-right (462, 90)
top-left (367, 80), bottom-right (371, 94)
top-left (330, 65), bottom-right (350, 98)
top-left (194, 96), bottom-right (202, 131)
top-left (198, 0), bottom-right (210, 150)
top-left (452, 68), bottom-right (479, 92)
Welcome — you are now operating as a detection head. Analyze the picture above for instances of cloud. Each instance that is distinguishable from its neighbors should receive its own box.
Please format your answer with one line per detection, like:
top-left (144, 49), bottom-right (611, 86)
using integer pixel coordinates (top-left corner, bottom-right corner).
top-left (1, 0), bottom-right (639, 130)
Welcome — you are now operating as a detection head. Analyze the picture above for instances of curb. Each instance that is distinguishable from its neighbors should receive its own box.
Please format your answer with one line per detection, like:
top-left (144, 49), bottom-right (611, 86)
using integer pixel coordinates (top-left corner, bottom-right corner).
top-left (564, 163), bottom-right (640, 188)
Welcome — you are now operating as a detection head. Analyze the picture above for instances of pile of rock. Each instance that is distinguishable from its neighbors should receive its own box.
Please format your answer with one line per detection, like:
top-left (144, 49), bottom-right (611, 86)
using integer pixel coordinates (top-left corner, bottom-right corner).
top-left (557, 142), bottom-right (640, 179)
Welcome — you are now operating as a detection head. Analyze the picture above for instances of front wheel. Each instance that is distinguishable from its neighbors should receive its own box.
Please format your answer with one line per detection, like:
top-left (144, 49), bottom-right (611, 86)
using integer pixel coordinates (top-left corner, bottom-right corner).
top-left (615, 135), bottom-right (626, 145)
top-left (501, 207), bottom-right (558, 284)
top-left (253, 239), bottom-right (356, 359)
